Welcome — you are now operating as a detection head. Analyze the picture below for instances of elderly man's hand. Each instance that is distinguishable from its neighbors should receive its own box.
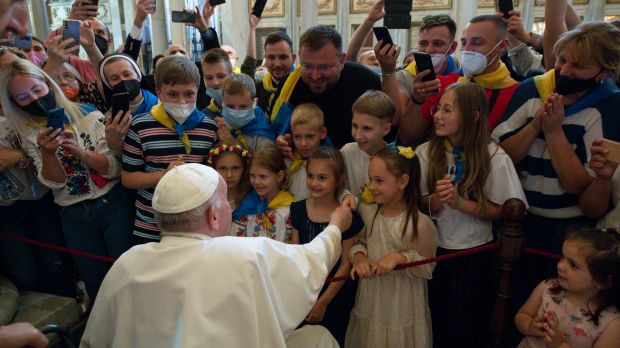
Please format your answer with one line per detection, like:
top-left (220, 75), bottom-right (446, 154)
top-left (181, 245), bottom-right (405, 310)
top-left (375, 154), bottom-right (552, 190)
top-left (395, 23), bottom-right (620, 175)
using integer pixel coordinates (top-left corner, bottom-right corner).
top-left (0, 322), bottom-right (49, 348)
top-left (329, 206), bottom-right (352, 232)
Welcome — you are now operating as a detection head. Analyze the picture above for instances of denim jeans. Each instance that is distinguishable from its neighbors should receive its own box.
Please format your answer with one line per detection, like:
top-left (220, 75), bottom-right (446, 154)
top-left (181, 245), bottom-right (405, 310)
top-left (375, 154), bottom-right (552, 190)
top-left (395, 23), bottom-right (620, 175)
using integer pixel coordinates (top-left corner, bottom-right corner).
top-left (0, 191), bottom-right (76, 297)
top-left (58, 184), bottom-right (136, 301)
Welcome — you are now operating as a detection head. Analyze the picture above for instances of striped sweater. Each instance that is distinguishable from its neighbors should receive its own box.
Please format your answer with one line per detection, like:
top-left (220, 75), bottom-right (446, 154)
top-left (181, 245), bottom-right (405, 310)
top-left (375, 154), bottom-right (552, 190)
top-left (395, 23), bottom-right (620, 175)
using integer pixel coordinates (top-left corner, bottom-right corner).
top-left (122, 111), bottom-right (218, 240)
top-left (492, 77), bottom-right (620, 218)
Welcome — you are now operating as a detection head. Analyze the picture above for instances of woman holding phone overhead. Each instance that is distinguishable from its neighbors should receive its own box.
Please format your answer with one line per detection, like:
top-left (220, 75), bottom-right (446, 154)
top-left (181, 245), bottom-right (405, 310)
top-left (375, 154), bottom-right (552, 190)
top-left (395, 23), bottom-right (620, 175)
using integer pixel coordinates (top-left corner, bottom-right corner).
top-left (0, 59), bottom-right (136, 302)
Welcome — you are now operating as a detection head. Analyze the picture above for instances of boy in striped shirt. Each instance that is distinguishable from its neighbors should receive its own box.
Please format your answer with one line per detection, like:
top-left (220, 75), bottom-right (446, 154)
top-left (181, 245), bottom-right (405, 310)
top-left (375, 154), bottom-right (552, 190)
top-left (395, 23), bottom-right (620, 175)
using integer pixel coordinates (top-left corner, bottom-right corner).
top-left (121, 56), bottom-right (218, 242)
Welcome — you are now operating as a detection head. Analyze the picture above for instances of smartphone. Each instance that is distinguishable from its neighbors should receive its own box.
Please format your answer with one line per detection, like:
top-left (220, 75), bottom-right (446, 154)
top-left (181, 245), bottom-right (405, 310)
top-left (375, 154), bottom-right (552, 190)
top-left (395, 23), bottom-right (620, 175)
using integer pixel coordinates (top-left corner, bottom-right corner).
top-left (372, 27), bottom-right (393, 49)
top-left (62, 19), bottom-right (81, 53)
top-left (0, 34), bottom-right (32, 49)
top-left (209, 0), bottom-right (226, 6)
top-left (384, 0), bottom-right (412, 29)
top-left (47, 108), bottom-right (66, 130)
top-left (171, 10), bottom-right (196, 23)
top-left (497, 0), bottom-right (514, 19)
top-left (413, 52), bottom-right (436, 82)
top-left (111, 92), bottom-right (130, 121)
top-left (252, 0), bottom-right (267, 17)
top-left (601, 139), bottom-right (620, 164)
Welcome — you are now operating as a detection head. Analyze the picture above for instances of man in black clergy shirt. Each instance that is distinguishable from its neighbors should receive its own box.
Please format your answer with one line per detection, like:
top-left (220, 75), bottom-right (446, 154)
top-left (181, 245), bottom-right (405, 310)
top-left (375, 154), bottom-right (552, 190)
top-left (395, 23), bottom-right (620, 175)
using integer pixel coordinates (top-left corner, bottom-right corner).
top-left (270, 25), bottom-right (381, 153)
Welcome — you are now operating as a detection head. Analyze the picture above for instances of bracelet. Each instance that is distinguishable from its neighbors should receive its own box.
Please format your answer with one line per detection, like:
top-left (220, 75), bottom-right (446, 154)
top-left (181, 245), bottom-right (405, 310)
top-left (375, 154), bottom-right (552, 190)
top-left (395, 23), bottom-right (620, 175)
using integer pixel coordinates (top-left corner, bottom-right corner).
top-left (381, 69), bottom-right (395, 75)
top-left (17, 151), bottom-right (31, 169)
top-left (454, 195), bottom-right (463, 210)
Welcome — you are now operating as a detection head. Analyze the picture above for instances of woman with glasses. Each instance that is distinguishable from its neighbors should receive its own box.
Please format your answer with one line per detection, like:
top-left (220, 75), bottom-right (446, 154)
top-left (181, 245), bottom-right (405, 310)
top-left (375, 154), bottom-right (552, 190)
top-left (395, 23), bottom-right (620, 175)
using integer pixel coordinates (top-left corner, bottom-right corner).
top-left (418, 83), bottom-right (525, 347)
top-left (51, 62), bottom-right (106, 113)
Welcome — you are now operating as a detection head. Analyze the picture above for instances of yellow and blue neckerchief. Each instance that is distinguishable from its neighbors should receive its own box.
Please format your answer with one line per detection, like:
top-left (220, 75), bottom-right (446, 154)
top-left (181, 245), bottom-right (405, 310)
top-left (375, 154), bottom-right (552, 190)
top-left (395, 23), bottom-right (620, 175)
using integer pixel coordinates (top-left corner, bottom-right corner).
top-left (150, 103), bottom-right (205, 155)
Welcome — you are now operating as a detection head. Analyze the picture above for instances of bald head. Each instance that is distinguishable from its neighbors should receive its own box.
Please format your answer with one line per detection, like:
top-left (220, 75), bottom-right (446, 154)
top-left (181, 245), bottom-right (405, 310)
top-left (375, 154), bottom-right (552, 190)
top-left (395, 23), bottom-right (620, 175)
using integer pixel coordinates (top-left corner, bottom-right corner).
top-left (166, 44), bottom-right (189, 59)
top-left (221, 45), bottom-right (238, 64)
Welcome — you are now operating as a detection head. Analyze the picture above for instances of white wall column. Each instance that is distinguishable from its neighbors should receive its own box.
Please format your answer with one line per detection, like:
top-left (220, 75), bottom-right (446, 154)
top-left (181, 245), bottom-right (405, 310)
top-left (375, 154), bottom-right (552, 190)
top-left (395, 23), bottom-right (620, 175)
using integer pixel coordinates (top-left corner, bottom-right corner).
top-left (150, 0), bottom-right (170, 55)
top-left (168, 0), bottom-right (188, 51)
top-left (390, 29), bottom-right (408, 64)
top-left (287, 0), bottom-right (299, 53)
top-left (108, 0), bottom-right (123, 50)
top-left (520, 0), bottom-right (535, 32)
top-left (453, 0), bottom-right (477, 44)
top-left (585, 0), bottom-right (606, 21)
top-left (32, 0), bottom-right (50, 38)
top-left (219, 0), bottom-right (250, 61)
top-left (336, 0), bottom-right (350, 49)
top-left (300, 0), bottom-right (318, 34)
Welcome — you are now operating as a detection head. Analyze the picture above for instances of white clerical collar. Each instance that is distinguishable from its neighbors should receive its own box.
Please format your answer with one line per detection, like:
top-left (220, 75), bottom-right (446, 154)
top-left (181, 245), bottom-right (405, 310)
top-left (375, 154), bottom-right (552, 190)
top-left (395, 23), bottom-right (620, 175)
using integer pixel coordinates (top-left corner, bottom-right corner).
top-left (160, 232), bottom-right (212, 241)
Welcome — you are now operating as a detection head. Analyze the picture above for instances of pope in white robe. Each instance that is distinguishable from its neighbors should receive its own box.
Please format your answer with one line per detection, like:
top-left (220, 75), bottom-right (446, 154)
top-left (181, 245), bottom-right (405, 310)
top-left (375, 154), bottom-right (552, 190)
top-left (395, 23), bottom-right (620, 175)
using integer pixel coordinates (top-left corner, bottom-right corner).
top-left (80, 164), bottom-right (349, 348)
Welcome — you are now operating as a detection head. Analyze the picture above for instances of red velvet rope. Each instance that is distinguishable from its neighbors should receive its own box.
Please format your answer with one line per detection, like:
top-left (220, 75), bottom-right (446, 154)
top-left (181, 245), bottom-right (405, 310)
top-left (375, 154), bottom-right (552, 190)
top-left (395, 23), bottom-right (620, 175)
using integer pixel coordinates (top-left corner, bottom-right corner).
top-left (0, 232), bottom-right (117, 264)
top-left (521, 247), bottom-right (561, 260)
top-left (326, 242), bottom-right (499, 283)
top-left (0, 233), bottom-right (563, 284)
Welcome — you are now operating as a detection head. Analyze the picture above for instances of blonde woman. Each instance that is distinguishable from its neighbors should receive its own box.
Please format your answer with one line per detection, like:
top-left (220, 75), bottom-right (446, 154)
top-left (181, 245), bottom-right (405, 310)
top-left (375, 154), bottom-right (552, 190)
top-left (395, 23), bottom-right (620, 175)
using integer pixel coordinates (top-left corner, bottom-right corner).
top-left (0, 59), bottom-right (135, 301)
top-left (493, 22), bottom-right (620, 314)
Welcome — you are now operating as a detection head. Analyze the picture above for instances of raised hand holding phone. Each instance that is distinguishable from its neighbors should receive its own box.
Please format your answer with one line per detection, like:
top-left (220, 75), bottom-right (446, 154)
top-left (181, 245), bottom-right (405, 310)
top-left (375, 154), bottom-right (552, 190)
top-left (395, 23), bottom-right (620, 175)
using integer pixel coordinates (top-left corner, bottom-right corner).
top-left (372, 26), bottom-right (393, 50)
top-left (413, 52), bottom-right (436, 82)
top-left (62, 20), bottom-right (81, 54)
top-left (171, 10), bottom-right (196, 23)
top-left (251, 0), bottom-right (267, 18)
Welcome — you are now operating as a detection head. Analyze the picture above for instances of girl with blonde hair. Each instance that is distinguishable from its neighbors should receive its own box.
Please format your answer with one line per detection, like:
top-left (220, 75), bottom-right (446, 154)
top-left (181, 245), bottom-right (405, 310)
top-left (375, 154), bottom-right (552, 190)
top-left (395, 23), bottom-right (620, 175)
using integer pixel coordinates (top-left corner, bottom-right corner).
top-left (0, 59), bottom-right (135, 301)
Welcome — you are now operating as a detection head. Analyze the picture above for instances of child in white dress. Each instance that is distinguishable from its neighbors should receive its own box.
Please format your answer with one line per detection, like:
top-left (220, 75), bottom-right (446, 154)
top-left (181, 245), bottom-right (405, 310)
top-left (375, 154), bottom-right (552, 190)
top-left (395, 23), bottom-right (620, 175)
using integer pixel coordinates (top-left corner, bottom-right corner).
top-left (346, 146), bottom-right (438, 348)
top-left (418, 82), bottom-right (527, 347)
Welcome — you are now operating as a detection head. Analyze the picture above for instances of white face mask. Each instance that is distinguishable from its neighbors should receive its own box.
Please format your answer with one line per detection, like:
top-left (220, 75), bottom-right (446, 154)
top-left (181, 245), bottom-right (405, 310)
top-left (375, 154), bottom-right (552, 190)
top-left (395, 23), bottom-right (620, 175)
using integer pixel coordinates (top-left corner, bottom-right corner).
top-left (205, 86), bottom-right (223, 106)
top-left (459, 41), bottom-right (502, 77)
top-left (430, 45), bottom-right (453, 73)
top-left (164, 102), bottom-right (195, 124)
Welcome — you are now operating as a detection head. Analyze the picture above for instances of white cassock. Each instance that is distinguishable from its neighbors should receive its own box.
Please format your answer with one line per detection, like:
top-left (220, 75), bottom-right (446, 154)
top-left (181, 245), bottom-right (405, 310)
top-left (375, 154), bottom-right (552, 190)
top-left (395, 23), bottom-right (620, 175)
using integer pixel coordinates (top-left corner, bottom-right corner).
top-left (80, 226), bottom-right (342, 348)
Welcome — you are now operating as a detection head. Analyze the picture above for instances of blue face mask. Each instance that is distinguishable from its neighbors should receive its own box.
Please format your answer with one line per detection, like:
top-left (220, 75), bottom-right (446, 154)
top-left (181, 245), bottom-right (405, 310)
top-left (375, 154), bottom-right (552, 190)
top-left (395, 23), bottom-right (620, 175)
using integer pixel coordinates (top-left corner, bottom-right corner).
top-left (205, 86), bottom-right (223, 106)
top-left (222, 106), bottom-right (255, 129)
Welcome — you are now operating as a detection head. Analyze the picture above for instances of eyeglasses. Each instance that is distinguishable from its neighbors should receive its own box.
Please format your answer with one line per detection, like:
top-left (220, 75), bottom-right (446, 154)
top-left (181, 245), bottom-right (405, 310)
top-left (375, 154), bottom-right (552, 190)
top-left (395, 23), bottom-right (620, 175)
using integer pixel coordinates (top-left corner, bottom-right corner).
top-left (300, 64), bottom-right (335, 74)
top-left (431, 103), bottom-right (457, 118)
top-left (422, 14), bottom-right (452, 26)
top-left (55, 73), bottom-right (78, 84)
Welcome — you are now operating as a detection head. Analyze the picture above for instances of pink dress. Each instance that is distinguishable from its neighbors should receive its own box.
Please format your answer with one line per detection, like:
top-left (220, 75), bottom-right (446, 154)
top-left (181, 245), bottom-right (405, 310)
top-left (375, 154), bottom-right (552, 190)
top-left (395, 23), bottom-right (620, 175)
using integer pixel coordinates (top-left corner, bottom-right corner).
top-left (518, 279), bottom-right (620, 348)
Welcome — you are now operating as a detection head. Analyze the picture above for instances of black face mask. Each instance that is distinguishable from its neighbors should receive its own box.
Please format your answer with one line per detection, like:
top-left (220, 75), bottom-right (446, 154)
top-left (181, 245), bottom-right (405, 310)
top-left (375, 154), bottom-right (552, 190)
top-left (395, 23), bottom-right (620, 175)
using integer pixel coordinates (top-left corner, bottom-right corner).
top-left (555, 68), bottom-right (603, 96)
top-left (113, 79), bottom-right (141, 100)
top-left (20, 89), bottom-right (56, 117)
top-left (94, 34), bottom-right (109, 56)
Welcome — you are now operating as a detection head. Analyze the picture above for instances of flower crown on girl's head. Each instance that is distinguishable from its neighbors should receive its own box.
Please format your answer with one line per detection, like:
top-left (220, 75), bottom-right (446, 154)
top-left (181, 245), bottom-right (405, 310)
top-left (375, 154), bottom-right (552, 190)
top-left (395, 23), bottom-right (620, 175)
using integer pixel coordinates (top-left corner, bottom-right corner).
top-left (207, 144), bottom-right (252, 164)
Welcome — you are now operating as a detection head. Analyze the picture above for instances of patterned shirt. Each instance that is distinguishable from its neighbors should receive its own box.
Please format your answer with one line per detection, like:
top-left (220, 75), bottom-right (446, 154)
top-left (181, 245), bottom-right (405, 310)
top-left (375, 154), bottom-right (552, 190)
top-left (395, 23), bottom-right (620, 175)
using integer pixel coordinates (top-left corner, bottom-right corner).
top-left (122, 111), bottom-right (218, 240)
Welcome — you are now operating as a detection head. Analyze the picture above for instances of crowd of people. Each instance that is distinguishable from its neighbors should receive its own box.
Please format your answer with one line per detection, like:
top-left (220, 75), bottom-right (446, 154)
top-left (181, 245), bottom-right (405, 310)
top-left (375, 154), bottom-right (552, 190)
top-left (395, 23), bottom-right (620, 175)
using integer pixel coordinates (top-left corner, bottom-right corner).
top-left (1, 0), bottom-right (620, 347)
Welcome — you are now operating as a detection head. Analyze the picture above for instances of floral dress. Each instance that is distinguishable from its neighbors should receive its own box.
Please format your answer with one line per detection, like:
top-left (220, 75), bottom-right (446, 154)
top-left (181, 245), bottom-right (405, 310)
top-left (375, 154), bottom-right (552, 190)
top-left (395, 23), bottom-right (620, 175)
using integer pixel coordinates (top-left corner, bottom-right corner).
top-left (232, 206), bottom-right (293, 242)
top-left (518, 279), bottom-right (620, 348)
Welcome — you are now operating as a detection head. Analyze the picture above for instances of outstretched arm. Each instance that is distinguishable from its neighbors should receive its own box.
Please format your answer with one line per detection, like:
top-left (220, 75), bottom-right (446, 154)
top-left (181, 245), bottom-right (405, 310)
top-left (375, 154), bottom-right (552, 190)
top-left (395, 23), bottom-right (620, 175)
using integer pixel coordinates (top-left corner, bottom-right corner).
top-left (347, 0), bottom-right (385, 62)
